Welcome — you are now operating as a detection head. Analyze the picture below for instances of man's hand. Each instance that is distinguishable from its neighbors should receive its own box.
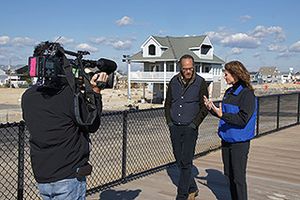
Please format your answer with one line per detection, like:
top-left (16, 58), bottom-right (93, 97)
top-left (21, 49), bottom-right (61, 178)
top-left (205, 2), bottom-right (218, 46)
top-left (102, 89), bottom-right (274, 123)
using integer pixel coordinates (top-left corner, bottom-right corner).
top-left (90, 72), bottom-right (108, 94)
top-left (203, 95), bottom-right (213, 110)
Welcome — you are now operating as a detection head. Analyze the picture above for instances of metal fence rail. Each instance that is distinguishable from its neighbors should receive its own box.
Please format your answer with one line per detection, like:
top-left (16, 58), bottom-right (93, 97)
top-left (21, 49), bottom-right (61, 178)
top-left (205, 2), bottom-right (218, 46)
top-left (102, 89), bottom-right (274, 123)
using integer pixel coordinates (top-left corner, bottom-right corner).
top-left (1, 92), bottom-right (299, 200)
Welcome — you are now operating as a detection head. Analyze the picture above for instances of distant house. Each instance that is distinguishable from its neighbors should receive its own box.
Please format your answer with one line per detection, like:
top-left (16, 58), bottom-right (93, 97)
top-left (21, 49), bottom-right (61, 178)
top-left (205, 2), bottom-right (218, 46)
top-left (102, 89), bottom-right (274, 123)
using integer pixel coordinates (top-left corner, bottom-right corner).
top-left (257, 67), bottom-right (281, 83)
top-left (6, 66), bottom-right (28, 87)
top-left (280, 72), bottom-right (292, 83)
top-left (293, 72), bottom-right (300, 83)
top-left (0, 69), bottom-right (8, 85)
top-left (249, 71), bottom-right (260, 84)
top-left (126, 35), bottom-right (224, 103)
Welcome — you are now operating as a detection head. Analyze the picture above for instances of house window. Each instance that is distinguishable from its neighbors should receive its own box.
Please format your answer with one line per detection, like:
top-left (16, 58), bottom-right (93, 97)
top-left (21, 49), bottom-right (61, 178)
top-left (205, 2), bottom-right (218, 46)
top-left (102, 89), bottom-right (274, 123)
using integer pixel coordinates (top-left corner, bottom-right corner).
top-left (201, 44), bottom-right (211, 55)
top-left (149, 45), bottom-right (156, 55)
top-left (203, 64), bottom-right (211, 73)
top-left (167, 63), bottom-right (174, 72)
top-left (195, 64), bottom-right (201, 73)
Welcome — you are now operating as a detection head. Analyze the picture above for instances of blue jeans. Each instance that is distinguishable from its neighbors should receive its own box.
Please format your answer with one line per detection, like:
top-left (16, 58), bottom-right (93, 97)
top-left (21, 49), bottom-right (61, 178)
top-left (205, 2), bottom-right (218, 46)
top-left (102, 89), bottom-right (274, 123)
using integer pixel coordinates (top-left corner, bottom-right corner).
top-left (38, 178), bottom-right (86, 200)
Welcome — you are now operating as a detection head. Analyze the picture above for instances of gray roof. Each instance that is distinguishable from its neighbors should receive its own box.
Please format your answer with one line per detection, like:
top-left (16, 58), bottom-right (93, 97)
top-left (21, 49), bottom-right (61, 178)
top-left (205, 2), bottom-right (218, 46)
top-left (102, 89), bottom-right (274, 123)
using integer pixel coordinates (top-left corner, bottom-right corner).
top-left (258, 67), bottom-right (280, 76)
top-left (130, 35), bottom-right (224, 64)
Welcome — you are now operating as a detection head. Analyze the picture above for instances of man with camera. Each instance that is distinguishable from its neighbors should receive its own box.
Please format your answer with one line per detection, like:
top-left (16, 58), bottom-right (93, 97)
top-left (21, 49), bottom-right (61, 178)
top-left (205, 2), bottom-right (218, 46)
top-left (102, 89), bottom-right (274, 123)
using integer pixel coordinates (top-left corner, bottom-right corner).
top-left (21, 42), bottom-right (111, 199)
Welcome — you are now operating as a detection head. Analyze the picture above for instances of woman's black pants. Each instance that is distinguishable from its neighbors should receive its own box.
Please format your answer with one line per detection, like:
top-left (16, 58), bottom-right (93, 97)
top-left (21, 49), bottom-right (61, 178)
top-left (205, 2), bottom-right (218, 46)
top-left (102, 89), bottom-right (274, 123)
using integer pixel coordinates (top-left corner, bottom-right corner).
top-left (222, 140), bottom-right (250, 200)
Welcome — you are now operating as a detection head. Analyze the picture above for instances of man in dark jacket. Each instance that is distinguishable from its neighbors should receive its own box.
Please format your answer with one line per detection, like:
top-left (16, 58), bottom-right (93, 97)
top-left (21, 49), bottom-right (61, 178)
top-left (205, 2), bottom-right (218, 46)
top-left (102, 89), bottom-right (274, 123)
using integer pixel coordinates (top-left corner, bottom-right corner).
top-left (165, 54), bottom-right (208, 200)
top-left (22, 42), bottom-right (108, 200)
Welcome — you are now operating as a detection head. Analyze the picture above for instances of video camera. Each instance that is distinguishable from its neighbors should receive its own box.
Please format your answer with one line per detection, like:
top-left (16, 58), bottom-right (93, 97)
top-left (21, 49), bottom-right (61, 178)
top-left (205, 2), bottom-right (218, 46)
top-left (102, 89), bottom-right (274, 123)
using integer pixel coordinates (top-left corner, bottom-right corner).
top-left (28, 41), bottom-right (117, 126)
top-left (28, 41), bottom-right (117, 89)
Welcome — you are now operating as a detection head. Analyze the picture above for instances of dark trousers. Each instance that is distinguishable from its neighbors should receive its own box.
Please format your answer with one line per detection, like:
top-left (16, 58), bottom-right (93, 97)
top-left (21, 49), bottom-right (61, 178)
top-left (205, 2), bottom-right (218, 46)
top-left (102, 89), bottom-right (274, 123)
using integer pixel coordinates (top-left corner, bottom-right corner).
top-left (170, 125), bottom-right (198, 200)
top-left (222, 140), bottom-right (250, 200)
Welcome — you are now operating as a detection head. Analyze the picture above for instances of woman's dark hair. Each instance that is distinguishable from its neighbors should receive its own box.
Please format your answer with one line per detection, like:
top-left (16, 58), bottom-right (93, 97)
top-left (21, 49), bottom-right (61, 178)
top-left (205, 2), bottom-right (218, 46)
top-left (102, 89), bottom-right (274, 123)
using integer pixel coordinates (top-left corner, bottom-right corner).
top-left (225, 60), bottom-right (254, 91)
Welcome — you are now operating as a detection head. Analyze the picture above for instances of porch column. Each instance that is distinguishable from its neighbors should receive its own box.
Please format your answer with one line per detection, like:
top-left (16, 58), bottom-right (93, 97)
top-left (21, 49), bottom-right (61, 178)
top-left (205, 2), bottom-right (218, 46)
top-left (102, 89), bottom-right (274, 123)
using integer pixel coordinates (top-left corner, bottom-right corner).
top-left (163, 61), bottom-right (167, 101)
top-left (174, 61), bottom-right (177, 73)
top-left (127, 61), bottom-right (131, 100)
top-left (142, 83), bottom-right (146, 103)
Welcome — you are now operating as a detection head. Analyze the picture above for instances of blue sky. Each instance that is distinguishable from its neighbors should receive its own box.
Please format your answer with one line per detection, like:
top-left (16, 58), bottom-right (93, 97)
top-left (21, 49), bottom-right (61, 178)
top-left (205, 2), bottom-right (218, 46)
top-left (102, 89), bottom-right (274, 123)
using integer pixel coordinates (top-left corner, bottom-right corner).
top-left (0, 0), bottom-right (300, 72)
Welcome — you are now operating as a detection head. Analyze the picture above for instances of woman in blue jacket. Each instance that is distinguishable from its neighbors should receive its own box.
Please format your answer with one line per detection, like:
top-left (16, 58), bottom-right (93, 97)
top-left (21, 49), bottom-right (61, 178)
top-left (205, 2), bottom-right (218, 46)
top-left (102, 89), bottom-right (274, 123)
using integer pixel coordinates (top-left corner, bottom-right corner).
top-left (203, 60), bottom-right (256, 200)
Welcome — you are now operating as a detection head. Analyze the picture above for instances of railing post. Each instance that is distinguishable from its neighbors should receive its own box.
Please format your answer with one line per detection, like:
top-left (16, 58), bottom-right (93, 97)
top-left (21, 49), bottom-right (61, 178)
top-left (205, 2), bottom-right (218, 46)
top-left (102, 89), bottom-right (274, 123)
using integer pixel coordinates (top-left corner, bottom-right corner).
top-left (256, 97), bottom-right (260, 135)
top-left (297, 93), bottom-right (300, 124)
top-left (17, 121), bottom-right (25, 200)
top-left (277, 95), bottom-right (280, 130)
top-left (121, 111), bottom-right (128, 183)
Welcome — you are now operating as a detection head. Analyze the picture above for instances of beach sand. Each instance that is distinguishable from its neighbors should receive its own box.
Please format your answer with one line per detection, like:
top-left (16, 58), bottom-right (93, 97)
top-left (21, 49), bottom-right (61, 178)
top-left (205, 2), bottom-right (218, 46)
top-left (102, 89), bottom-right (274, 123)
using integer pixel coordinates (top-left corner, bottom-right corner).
top-left (1, 83), bottom-right (300, 123)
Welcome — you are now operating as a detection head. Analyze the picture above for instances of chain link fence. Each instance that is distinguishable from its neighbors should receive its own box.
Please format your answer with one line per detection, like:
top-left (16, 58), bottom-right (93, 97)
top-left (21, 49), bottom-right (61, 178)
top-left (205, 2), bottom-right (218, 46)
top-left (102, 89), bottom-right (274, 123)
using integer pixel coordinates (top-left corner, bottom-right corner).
top-left (1, 93), bottom-right (299, 199)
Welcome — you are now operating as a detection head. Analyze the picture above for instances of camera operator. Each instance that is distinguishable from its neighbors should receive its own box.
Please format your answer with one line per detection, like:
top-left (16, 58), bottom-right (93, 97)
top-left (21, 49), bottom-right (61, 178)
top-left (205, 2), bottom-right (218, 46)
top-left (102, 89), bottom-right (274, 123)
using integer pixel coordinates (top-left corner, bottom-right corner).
top-left (21, 42), bottom-right (108, 200)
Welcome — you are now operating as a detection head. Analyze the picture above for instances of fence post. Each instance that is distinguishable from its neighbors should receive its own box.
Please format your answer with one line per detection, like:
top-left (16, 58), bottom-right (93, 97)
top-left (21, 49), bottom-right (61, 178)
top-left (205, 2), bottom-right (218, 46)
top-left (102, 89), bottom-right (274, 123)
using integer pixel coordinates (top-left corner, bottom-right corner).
top-left (297, 93), bottom-right (300, 124)
top-left (17, 121), bottom-right (25, 200)
top-left (276, 95), bottom-right (280, 130)
top-left (121, 111), bottom-right (128, 183)
top-left (256, 97), bottom-right (260, 135)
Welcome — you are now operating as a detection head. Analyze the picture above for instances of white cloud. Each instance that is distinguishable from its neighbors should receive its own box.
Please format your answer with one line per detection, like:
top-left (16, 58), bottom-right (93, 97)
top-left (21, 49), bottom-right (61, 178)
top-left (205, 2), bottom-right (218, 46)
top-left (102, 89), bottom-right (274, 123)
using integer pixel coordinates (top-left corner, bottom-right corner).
top-left (90, 37), bottom-right (134, 50)
top-left (206, 31), bottom-right (229, 43)
top-left (277, 51), bottom-right (294, 58)
top-left (53, 36), bottom-right (74, 45)
top-left (11, 37), bottom-right (35, 46)
top-left (231, 47), bottom-right (243, 55)
top-left (76, 43), bottom-right (98, 52)
top-left (221, 33), bottom-right (261, 48)
top-left (253, 52), bottom-right (261, 58)
top-left (289, 41), bottom-right (300, 52)
top-left (0, 36), bottom-right (10, 45)
top-left (267, 44), bottom-right (287, 52)
top-left (240, 15), bottom-right (252, 23)
top-left (91, 37), bottom-right (106, 44)
top-left (116, 16), bottom-right (133, 26)
top-left (110, 40), bottom-right (132, 50)
top-left (251, 25), bottom-right (285, 42)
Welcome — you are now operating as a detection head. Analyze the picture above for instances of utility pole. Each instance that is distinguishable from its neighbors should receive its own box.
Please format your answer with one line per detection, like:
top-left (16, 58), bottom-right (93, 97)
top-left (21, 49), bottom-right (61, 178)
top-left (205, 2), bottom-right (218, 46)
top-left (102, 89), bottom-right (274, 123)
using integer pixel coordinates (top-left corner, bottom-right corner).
top-left (122, 55), bottom-right (131, 100)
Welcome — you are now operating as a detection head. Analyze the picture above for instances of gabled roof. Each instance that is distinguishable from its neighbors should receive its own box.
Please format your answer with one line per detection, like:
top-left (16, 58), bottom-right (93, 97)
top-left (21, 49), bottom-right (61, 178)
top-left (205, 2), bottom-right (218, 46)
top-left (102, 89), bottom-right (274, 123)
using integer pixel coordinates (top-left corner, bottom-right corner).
top-left (258, 67), bottom-right (280, 76)
top-left (0, 69), bottom-right (6, 76)
top-left (130, 35), bottom-right (224, 64)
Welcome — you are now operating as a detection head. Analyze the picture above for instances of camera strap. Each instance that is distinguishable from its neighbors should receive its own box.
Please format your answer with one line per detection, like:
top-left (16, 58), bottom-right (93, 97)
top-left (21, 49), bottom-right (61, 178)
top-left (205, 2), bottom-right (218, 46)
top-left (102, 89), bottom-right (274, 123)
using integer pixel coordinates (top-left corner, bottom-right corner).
top-left (61, 55), bottom-right (98, 126)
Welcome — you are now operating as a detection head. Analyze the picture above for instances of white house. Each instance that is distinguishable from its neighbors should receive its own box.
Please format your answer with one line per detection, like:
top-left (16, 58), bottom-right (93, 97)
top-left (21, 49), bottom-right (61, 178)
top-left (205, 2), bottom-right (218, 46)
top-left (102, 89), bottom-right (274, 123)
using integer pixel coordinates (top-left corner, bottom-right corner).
top-left (0, 69), bottom-right (8, 85)
top-left (125, 35), bottom-right (224, 103)
top-left (257, 67), bottom-right (281, 83)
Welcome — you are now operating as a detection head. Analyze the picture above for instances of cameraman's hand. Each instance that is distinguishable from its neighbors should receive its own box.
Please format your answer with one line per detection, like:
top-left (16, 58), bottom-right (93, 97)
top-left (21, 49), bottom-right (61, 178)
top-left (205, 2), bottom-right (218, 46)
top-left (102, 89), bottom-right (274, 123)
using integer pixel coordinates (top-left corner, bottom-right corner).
top-left (90, 72), bottom-right (108, 94)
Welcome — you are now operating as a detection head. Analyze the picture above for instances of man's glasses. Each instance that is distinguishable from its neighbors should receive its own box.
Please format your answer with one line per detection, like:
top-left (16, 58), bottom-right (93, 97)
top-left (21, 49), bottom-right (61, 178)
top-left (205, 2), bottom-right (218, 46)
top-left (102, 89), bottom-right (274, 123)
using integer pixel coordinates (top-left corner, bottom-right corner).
top-left (182, 67), bottom-right (194, 72)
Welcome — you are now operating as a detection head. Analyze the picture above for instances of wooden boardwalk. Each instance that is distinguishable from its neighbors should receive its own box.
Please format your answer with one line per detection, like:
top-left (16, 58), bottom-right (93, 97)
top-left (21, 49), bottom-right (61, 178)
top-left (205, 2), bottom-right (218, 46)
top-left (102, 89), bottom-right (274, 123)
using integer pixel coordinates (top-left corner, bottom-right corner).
top-left (87, 125), bottom-right (300, 200)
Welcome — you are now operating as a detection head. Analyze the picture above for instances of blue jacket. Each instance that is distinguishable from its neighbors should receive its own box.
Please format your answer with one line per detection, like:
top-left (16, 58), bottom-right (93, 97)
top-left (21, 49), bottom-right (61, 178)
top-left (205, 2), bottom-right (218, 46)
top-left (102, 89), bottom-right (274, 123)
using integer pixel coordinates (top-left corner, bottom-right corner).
top-left (218, 84), bottom-right (257, 142)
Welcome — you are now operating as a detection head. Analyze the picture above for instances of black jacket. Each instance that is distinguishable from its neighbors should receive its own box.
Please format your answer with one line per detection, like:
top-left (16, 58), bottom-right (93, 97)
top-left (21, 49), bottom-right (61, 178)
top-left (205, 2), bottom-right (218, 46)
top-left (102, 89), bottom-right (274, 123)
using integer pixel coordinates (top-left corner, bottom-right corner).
top-left (21, 84), bottom-right (101, 183)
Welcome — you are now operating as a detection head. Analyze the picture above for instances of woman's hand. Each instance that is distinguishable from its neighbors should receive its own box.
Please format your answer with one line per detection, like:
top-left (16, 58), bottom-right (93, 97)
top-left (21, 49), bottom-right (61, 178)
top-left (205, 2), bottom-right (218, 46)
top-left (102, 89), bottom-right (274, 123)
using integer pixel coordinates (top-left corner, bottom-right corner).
top-left (212, 102), bottom-right (223, 118)
top-left (203, 95), bottom-right (223, 118)
top-left (90, 72), bottom-right (108, 94)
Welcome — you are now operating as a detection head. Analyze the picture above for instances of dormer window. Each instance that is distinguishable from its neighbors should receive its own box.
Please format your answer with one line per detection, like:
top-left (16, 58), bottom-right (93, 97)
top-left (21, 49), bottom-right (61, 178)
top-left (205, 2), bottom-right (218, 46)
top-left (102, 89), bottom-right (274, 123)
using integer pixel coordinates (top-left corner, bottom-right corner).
top-left (201, 44), bottom-right (212, 55)
top-left (149, 44), bottom-right (156, 55)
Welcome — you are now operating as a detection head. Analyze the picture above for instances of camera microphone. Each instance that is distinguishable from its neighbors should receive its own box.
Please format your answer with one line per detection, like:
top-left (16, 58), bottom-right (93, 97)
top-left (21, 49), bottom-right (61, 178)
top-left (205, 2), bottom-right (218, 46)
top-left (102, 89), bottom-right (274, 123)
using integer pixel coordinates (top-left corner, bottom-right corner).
top-left (96, 58), bottom-right (117, 75)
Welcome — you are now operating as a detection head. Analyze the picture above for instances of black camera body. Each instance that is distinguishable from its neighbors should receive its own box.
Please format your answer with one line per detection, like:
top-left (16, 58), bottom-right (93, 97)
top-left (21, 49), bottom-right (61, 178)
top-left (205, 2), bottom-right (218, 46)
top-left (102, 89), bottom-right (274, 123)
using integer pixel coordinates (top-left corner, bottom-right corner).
top-left (29, 55), bottom-right (63, 79)
top-left (28, 42), bottom-right (117, 89)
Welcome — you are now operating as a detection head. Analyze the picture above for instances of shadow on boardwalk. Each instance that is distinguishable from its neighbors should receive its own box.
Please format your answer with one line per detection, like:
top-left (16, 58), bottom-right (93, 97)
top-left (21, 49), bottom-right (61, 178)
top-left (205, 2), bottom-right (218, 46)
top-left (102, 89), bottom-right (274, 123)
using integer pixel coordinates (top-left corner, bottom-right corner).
top-left (166, 165), bottom-right (231, 200)
top-left (99, 189), bottom-right (141, 200)
top-left (196, 169), bottom-right (231, 200)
